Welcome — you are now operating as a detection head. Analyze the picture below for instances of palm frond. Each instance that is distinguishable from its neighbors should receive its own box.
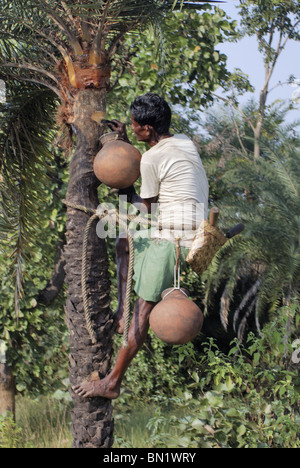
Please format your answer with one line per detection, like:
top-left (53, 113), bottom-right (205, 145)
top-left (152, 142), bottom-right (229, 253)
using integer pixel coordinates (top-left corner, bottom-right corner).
top-left (0, 4), bottom-right (63, 96)
top-left (0, 82), bottom-right (58, 317)
top-left (1, 1), bottom-right (224, 53)
top-left (204, 117), bottom-right (300, 339)
top-left (0, 0), bottom-right (225, 96)
top-left (233, 279), bottom-right (261, 334)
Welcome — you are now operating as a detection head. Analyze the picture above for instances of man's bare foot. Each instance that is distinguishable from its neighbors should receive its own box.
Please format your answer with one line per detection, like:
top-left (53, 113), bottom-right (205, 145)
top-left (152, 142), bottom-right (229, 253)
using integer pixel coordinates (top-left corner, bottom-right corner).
top-left (72, 378), bottom-right (120, 400)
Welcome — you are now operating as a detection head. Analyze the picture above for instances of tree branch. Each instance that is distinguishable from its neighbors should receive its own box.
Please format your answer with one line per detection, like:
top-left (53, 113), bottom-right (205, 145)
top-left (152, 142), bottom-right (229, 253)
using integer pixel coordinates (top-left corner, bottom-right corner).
top-left (38, 240), bottom-right (66, 306)
top-left (0, 71), bottom-right (61, 99)
top-left (1, 62), bottom-right (60, 87)
top-left (212, 92), bottom-right (256, 135)
top-left (229, 107), bottom-right (248, 155)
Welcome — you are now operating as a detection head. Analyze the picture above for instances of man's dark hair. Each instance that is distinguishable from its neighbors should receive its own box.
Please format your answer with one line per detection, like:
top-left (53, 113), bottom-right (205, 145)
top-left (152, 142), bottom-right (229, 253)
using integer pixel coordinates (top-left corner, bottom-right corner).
top-left (130, 93), bottom-right (171, 135)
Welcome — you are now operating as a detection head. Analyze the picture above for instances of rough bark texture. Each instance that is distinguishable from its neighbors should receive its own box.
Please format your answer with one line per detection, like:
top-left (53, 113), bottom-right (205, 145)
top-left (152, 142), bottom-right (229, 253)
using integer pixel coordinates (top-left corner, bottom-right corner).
top-left (64, 89), bottom-right (114, 448)
top-left (0, 364), bottom-right (15, 417)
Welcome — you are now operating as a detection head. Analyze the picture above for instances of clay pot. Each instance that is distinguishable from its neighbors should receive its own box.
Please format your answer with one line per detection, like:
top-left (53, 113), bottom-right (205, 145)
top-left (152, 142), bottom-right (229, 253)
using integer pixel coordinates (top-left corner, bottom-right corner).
top-left (149, 288), bottom-right (204, 345)
top-left (93, 132), bottom-right (141, 189)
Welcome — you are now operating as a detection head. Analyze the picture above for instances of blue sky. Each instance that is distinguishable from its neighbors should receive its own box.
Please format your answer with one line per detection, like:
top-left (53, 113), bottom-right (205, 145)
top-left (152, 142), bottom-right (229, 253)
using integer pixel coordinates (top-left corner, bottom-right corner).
top-left (215, 0), bottom-right (300, 119)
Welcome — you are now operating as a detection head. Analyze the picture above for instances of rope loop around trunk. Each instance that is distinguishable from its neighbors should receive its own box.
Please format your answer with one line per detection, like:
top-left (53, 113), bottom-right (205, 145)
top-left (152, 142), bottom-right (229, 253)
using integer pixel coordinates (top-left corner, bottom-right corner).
top-left (63, 199), bottom-right (134, 348)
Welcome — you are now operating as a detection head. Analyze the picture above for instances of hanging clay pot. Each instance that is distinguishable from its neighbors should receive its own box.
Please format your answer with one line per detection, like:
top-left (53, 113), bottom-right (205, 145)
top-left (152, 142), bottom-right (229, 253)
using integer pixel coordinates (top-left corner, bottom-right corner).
top-left (149, 288), bottom-right (204, 345)
top-left (93, 132), bottom-right (141, 189)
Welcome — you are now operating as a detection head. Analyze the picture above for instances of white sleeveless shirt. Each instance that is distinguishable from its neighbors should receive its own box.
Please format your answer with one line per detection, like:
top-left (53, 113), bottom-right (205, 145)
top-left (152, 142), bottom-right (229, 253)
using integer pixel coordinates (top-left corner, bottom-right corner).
top-left (139, 134), bottom-right (209, 248)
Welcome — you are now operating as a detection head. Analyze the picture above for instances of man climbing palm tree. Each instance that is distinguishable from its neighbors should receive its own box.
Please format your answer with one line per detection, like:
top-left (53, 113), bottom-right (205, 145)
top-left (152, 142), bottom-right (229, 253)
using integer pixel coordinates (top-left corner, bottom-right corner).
top-left (73, 93), bottom-right (209, 399)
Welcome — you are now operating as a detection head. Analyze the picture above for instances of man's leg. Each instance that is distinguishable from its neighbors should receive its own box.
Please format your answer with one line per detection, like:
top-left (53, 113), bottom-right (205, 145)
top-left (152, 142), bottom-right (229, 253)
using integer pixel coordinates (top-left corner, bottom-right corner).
top-left (72, 297), bottom-right (156, 399)
top-left (113, 235), bottom-right (129, 334)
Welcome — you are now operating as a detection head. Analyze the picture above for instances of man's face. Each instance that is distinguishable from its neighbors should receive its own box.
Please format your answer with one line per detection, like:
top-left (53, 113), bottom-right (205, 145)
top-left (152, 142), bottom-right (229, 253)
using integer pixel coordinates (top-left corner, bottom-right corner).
top-left (131, 115), bottom-right (151, 142)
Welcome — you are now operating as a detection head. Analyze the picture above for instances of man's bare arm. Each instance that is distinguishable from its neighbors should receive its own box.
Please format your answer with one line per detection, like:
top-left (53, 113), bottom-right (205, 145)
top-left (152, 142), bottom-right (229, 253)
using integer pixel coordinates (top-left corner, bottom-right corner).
top-left (120, 187), bottom-right (157, 213)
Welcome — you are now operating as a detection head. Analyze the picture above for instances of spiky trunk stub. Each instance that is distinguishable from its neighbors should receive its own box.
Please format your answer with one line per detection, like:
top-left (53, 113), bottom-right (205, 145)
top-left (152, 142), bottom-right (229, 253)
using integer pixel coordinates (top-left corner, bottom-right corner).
top-left (64, 89), bottom-right (114, 448)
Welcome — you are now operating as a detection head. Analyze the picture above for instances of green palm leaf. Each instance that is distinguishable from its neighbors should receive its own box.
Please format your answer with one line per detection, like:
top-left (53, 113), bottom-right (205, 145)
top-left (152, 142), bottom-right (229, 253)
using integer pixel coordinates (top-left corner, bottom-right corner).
top-left (0, 83), bottom-right (58, 317)
top-left (0, 1), bottom-right (223, 90)
top-left (204, 122), bottom-right (300, 339)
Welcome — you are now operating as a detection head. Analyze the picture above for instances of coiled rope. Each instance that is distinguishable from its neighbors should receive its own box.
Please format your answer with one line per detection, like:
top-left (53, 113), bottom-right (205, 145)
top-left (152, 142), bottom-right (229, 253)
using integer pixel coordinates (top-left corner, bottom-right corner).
top-left (63, 199), bottom-right (137, 348)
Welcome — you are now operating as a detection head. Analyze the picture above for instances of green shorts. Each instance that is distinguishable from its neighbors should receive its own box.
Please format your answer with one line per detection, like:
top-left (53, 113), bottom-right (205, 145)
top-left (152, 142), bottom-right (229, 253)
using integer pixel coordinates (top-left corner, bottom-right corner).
top-left (133, 236), bottom-right (190, 303)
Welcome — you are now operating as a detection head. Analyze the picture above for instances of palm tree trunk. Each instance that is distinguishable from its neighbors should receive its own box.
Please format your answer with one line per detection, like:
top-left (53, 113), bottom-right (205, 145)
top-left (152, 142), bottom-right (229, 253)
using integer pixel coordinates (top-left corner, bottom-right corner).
top-left (64, 89), bottom-right (114, 448)
top-left (0, 363), bottom-right (15, 418)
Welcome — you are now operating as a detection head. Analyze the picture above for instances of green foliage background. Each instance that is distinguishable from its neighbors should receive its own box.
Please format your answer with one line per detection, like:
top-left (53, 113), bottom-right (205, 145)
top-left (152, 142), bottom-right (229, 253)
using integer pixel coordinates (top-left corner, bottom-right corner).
top-left (0, 5), bottom-right (236, 396)
top-left (0, 0), bottom-right (299, 449)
